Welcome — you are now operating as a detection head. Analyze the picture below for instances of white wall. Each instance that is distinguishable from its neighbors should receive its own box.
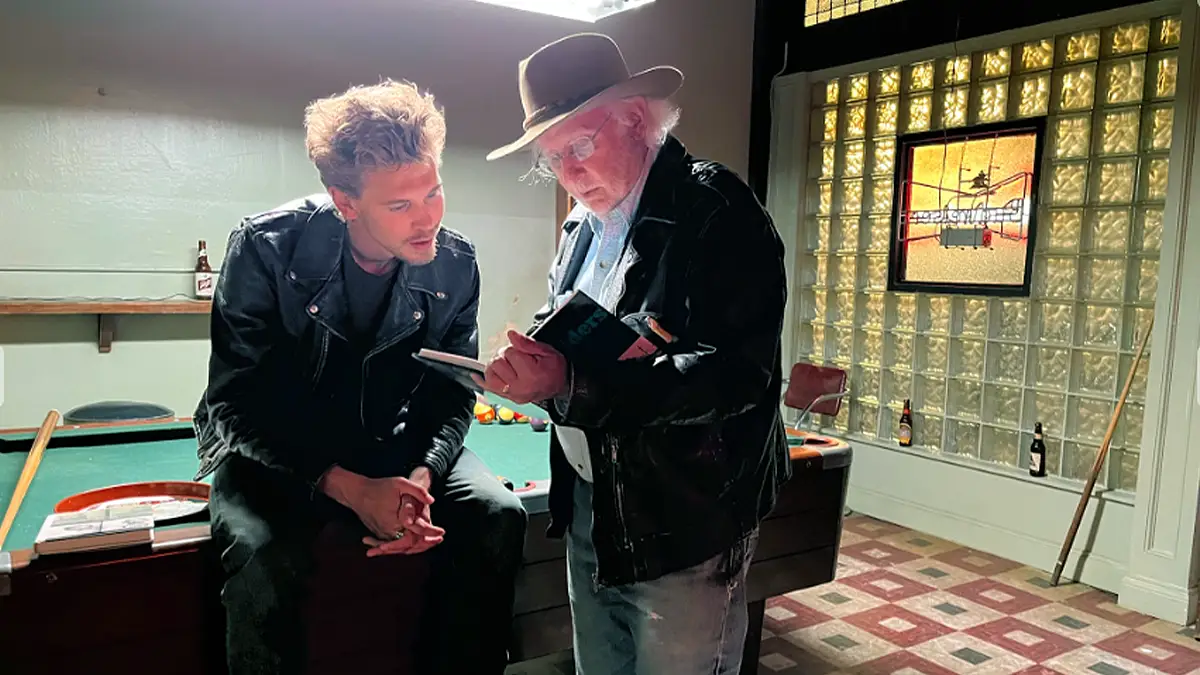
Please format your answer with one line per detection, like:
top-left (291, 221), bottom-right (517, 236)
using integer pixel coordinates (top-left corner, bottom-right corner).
top-left (0, 0), bottom-right (757, 427)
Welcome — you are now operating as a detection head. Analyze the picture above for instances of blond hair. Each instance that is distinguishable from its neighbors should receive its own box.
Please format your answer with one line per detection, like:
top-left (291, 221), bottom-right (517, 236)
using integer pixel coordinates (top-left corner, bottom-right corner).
top-left (304, 79), bottom-right (447, 196)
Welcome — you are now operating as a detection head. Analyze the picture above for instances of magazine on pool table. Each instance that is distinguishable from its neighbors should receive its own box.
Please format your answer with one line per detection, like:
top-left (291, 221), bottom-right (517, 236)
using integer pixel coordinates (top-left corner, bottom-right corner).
top-left (413, 290), bottom-right (661, 391)
top-left (33, 504), bottom-right (155, 555)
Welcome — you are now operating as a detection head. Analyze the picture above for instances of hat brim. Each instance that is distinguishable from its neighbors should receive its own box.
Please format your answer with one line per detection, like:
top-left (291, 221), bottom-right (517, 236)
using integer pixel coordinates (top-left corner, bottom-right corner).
top-left (485, 66), bottom-right (683, 162)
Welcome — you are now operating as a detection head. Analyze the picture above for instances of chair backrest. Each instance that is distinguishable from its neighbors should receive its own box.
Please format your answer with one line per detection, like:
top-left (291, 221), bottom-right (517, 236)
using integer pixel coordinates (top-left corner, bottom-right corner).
top-left (784, 362), bottom-right (848, 417)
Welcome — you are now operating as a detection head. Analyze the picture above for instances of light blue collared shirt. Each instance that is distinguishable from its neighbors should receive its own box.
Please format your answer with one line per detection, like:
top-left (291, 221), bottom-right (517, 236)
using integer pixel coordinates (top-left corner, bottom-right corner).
top-left (556, 147), bottom-right (657, 482)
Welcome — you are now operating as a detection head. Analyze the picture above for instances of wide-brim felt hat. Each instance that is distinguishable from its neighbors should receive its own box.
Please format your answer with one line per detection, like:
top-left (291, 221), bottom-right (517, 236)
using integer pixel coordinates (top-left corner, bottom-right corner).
top-left (486, 33), bottom-right (683, 161)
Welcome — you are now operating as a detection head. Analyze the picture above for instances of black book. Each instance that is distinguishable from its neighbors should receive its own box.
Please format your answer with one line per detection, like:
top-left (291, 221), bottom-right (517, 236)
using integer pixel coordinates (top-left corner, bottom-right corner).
top-left (527, 290), bottom-right (644, 367)
top-left (413, 291), bottom-right (647, 391)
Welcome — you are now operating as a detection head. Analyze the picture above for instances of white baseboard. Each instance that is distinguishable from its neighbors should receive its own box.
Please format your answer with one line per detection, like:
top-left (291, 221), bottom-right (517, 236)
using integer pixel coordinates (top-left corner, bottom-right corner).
top-left (850, 485), bottom-right (1130, 593)
top-left (1120, 574), bottom-right (1198, 626)
top-left (843, 440), bottom-right (1133, 595)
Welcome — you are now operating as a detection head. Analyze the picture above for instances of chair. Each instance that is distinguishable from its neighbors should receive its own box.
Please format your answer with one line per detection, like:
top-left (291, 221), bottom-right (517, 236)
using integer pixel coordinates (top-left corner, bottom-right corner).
top-left (782, 362), bottom-right (849, 429)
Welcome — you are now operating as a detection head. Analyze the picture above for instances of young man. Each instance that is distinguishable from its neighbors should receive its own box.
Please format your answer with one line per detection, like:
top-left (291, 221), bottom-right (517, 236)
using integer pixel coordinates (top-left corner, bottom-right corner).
top-left (481, 34), bottom-right (790, 674)
top-left (193, 80), bottom-right (525, 675)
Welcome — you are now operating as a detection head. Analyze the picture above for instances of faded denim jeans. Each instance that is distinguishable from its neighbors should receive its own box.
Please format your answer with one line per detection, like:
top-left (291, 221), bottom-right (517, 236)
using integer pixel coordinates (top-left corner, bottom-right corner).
top-left (567, 478), bottom-right (758, 675)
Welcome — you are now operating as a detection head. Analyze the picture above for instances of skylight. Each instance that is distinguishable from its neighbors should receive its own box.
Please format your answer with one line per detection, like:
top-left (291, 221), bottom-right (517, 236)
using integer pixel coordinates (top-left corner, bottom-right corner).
top-left (466, 0), bottom-right (655, 22)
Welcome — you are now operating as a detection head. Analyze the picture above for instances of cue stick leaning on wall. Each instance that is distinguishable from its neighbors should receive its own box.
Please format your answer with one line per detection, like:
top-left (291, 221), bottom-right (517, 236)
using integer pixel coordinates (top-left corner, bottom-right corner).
top-left (0, 409), bottom-right (61, 550)
top-left (1049, 316), bottom-right (1153, 587)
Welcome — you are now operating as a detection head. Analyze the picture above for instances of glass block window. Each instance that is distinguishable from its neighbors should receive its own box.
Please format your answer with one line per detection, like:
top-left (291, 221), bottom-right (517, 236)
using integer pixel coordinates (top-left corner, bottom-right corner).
top-left (805, 0), bottom-right (905, 27)
top-left (798, 14), bottom-right (1180, 493)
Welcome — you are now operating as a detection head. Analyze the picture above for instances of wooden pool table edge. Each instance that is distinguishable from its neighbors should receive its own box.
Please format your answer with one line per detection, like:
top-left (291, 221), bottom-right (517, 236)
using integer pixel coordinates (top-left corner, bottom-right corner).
top-left (0, 415), bottom-right (194, 438)
top-left (0, 522), bottom-right (212, 575)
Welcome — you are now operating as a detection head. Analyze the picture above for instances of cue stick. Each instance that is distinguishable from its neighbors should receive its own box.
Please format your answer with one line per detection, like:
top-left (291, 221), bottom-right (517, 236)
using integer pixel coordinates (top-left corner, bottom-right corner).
top-left (0, 409), bottom-right (61, 550)
top-left (1050, 316), bottom-right (1153, 586)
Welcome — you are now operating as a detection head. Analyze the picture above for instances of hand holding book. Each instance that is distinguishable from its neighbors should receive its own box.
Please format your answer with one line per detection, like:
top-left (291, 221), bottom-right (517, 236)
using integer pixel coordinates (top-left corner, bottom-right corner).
top-left (414, 291), bottom-right (671, 400)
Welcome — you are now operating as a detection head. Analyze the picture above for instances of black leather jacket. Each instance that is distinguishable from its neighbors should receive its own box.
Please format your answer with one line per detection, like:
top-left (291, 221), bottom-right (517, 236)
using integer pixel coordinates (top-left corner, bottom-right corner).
top-left (540, 137), bottom-right (791, 587)
top-left (193, 194), bottom-right (481, 490)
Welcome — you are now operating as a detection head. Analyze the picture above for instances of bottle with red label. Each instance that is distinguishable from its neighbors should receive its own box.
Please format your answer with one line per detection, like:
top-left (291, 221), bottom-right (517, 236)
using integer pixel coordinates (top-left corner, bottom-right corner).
top-left (194, 240), bottom-right (214, 299)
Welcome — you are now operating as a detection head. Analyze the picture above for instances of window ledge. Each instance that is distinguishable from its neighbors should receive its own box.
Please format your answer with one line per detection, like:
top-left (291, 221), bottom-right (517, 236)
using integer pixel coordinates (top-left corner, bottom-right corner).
top-left (809, 426), bottom-right (1138, 507)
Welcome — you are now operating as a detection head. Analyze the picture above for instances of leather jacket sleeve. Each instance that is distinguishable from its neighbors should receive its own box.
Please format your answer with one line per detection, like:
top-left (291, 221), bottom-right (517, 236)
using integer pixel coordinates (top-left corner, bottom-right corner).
top-left (403, 259), bottom-right (481, 482)
top-left (550, 206), bottom-right (787, 430)
top-left (202, 226), bottom-right (338, 488)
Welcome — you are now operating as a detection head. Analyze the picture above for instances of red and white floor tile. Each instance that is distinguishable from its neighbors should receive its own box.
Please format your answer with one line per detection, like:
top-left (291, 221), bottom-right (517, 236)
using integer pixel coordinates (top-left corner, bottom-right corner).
top-left (758, 514), bottom-right (1200, 675)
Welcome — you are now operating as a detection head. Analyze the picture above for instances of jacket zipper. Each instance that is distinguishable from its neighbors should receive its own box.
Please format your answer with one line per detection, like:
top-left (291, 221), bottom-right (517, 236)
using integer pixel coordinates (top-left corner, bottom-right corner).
top-left (311, 330), bottom-right (330, 387)
top-left (609, 438), bottom-right (632, 554)
top-left (360, 319), bottom-right (425, 436)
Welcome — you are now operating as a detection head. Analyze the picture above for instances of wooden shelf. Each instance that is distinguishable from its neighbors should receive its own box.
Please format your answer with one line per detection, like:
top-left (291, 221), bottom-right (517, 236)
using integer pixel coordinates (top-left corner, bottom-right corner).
top-left (0, 300), bottom-right (211, 352)
top-left (0, 300), bottom-right (211, 315)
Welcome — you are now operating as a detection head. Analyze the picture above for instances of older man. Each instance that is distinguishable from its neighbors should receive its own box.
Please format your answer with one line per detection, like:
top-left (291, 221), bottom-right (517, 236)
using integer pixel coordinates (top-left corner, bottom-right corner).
top-left (482, 34), bottom-right (790, 674)
top-left (195, 80), bottom-right (525, 675)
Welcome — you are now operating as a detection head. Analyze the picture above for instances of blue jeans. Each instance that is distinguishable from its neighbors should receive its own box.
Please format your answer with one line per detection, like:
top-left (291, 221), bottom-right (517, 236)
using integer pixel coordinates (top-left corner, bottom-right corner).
top-left (566, 478), bottom-right (758, 675)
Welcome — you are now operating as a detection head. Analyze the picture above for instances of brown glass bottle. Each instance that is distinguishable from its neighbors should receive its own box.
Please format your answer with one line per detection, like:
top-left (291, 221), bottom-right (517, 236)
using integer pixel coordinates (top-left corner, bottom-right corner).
top-left (898, 399), bottom-right (913, 447)
top-left (194, 240), bottom-right (214, 299)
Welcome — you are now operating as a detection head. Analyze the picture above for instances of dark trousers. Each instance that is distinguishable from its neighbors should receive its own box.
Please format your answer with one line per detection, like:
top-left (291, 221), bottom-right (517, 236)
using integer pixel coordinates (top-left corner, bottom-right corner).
top-left (210, 448), bottom-right (527, 675)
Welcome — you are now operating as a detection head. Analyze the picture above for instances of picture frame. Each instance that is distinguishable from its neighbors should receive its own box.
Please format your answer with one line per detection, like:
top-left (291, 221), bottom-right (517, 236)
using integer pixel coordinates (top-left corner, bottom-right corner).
top-left (887, 117), bottom-right (1048, 297)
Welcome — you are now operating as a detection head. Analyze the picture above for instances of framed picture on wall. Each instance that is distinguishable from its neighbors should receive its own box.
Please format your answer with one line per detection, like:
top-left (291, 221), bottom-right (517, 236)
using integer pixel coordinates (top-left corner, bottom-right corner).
top-left (888, 117), bottom-right (1047, 297)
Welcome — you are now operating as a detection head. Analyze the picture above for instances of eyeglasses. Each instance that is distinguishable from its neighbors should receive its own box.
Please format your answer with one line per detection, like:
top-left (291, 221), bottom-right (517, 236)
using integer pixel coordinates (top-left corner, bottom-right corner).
top-left (535, 113), bottom-right (612, 175)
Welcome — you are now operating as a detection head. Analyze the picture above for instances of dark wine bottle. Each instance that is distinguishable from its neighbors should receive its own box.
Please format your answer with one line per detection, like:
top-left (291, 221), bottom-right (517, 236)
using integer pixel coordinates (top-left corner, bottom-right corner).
top-left (1029, 422), bottom-right (1047, 477)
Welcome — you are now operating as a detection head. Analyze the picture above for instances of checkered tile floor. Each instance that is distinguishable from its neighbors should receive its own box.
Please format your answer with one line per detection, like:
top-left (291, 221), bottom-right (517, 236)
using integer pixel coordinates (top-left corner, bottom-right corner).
top-left (758, 513), bottom-right (1200, 674)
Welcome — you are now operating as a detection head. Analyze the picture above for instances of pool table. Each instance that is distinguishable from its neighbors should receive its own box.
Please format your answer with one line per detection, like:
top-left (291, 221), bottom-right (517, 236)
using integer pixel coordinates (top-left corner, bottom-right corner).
top-left (0, 411), bottom-right (850, 674)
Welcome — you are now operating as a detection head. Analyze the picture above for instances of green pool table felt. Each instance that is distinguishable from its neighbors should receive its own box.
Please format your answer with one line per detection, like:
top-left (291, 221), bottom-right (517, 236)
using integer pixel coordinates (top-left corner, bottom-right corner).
top-left (0, 403), bottom-right (551, 552)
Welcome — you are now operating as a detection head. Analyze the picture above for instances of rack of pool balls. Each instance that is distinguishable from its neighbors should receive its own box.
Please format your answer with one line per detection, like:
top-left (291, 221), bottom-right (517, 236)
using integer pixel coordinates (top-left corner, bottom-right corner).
top-left (473, 398), bottom-right (548, 432)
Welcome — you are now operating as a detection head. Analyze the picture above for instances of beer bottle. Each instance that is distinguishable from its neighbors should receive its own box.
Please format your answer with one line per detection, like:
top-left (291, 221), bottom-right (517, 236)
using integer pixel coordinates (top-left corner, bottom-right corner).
top-left (898, 399), bottom-right (913, 447)
top-left (1029, 422), bottom-right (1047, 477)
top-left (194, 240), bottom-right (214, 300)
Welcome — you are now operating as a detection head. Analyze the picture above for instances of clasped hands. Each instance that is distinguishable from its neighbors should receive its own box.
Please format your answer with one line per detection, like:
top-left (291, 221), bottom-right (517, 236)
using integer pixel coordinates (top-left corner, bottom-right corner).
top-left (473, 329), bottom-right (569, 404)
top-left (359, 466), bottom-right (445, 557)
top-left (319, 465), bottom-right (446, 557)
